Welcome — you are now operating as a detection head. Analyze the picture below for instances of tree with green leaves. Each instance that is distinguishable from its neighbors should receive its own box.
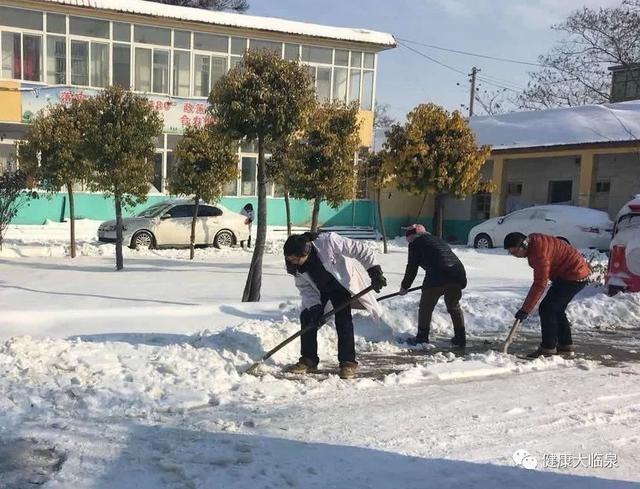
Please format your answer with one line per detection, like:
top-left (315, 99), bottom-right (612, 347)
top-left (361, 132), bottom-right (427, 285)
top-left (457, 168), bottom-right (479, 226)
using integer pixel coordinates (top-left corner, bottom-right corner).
top-left (82, 85), bottom-right (163, 270)
top-left (209, 49), bottom-right (315, 301)
top-left (0, 170), bottom-right (38, 250)
top-left (21, 99), bottom-right (91, 258)
top-left (152, 0), bottom-right (248, 12)
top-left (385, 103), bottom-right (492, 238)
top-left (284, 102), bottom-right (360, 233)
top-left (168, 124), bottom-right (239, 260)
top-left (358, 147), bottom-right (391, 253)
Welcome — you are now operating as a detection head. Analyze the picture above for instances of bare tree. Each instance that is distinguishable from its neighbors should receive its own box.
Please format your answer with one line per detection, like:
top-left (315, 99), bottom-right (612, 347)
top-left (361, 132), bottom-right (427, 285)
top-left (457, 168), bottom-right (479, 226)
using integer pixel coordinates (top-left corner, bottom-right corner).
top-left (519, 3), bottom-right (640, 109)
top-left (152, 0), bottom-right (248, 12)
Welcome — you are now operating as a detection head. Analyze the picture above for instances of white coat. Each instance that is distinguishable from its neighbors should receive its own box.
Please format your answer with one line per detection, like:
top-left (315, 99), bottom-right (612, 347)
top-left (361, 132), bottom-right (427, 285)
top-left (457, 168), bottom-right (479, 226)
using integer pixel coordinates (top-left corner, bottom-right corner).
top-left (293, 232), bottom-right (381, 320)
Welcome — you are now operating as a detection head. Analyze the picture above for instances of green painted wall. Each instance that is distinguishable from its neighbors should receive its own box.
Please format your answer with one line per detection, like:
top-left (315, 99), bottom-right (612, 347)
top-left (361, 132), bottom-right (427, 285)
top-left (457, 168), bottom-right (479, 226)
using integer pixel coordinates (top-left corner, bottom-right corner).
top-left (377, 214), bottom-right (482, 244)
top-left (11, 192), bottom-right (375, 228)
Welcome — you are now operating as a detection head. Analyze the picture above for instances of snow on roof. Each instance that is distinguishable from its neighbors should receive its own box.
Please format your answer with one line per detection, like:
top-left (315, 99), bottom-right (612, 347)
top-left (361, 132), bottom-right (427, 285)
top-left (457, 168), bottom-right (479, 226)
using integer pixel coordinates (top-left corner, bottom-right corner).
top-left (38, 0), bottom-right (396, 48)
top-left (470, 100), bottom-right (640, 151)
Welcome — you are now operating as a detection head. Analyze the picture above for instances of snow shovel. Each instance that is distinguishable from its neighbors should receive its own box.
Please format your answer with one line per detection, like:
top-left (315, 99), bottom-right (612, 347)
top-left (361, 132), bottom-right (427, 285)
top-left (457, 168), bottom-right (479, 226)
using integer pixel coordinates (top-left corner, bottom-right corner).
top-left (502, 319), bottom-right (522, 354)
top-left (244, 285), bottom-right (375, 375)
top-left (376, 285), bottom-right (422, 302)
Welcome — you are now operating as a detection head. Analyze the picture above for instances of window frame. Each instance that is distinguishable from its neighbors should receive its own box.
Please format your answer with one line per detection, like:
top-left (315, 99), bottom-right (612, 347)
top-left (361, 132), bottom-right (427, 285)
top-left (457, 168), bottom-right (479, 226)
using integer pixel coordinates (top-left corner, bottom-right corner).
top-left (1, 27), bottom-right (45, 83)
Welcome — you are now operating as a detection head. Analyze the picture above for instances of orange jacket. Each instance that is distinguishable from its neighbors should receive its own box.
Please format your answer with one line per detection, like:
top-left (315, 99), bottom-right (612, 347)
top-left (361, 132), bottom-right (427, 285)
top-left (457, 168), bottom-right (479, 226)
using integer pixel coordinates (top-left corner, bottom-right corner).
top-left (521, 234), bottom-right (590, 313)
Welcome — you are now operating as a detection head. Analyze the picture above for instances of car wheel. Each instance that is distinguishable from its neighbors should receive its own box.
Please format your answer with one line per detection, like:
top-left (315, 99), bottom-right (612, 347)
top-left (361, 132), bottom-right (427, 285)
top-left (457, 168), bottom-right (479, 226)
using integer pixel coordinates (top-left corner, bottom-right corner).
top-left (473, 233), bottom-right (493, 249)
top-left (131, 230), bottom-right (155, 250)
top-left (607, 285), bottom-right (625, 297)
top-left (214, 229), bottom-right (235, 249)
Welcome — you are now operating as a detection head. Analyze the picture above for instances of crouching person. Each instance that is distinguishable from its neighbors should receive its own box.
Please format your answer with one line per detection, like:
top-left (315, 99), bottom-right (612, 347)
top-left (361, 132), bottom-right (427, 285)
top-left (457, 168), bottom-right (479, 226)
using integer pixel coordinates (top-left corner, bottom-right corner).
top-left (504, 232), bottom-right (589, 358)
top-left (400, 225), bottom-right (467, 347)
top-left (284, 232), bottom-right (387, 379)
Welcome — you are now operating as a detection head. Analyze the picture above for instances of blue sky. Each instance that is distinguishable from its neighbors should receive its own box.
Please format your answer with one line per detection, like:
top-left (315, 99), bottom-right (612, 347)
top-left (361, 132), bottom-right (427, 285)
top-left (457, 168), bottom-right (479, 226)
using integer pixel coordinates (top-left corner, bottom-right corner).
top-left (248, 0), bottom-right (621, 121)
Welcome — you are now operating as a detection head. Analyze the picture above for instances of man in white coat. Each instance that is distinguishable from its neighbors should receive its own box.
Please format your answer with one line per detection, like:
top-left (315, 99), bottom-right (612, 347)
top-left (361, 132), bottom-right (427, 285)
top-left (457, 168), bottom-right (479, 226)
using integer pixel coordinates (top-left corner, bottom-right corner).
top-left (284, 232), bottom-right (387, 379)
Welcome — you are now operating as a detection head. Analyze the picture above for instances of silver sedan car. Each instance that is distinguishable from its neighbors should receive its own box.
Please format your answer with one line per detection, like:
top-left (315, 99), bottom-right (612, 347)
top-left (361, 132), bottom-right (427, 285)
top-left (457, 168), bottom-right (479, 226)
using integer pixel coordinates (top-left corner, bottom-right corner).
top-left (98, 200), bottom-right (250, 249)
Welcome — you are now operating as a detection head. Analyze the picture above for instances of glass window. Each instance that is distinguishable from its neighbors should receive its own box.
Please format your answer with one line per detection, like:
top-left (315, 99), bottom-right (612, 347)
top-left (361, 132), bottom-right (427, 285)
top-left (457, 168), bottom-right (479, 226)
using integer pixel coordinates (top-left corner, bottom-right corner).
top-left (0, 143), bottom-right (18, 174)
top-left (198, 206), bottom-right (223, 217)
top-left (113, 22), bottom-right (130, 42)
top-left (361, 70), bottom-right (374, 110)
top-left (22, 35), bottom-right (42, 82)
top-left (152, 153), bottom-right (163, 193)
top-left (211, 55), bottom-right (226, 87)
top-left (134, 25), bottom-right (170, 46)
top-left (135, 47), bottom-right (151, 92)
top-left (241, 140), bottom-right (257, 153)
top-left (167, 205), bottom-right (195, 218)
top-left (46, 13), bottom-right (66, 34)
top-left (166, 152), bottom-right (176, 189)
top-left (316, 67), bottom-right (331, 102)
top-left (350, 51), bottom-right (362, 68)
top-left (250, 39), bottom-right (281, 53)
top-left (284, 43), bottom-right (299, 60)
top-left (1, 32), bottom-right (21, 79)
top-left (229, 56), bottom-right (242, 70)
top-left (335, 49), bottom-right (349, 66)
top-left (301, 45), bottom-right (332, 64)
top-left (71, 40), bottom-right (88, 85)
top-left (167, 135), bottom-right (181, 150)
top-left (194, 54), bottom-right (210, 97)
top-left (174, 30), bottom-right (190, 49)
top-left (364, 53), bottom-right (375, 69)
top-left (113, 44), bottom-right (131, 88)
top-left (507, 182), bottom-right (523, 196)
top-left (230, 37), bottom-right (247, 55)
top-left (332, 67), bottom-right (348, 102)
top-left (194, 33), bottom-right (228, 52)
top-left (306, 65), bottom-right (316, 86)
top-left (90, 42), bottom-right (108, 87)
top-left (152, 50), bottom-right (169, 94)
top-left (241, 156), bottom-right (256, 196)
top-left (172, 50), bottom-right (190, 96)
top-left (46, 36), bottom-right (66, 84)
top-left (0, 6), bottom-right (43, 30)
top-left (349, 68), bottom-right (361, 103)
top-left (69, 16), bottom-right (109, 38)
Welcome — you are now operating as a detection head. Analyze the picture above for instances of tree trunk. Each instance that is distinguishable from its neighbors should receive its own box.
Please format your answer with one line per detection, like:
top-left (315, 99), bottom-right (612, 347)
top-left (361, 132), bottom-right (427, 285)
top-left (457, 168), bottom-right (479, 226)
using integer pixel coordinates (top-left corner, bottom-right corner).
top-left (67, 184), bottom-right (76, 258)
top-left (242, 136), bottom-right (267, 302)
top-left (376, 188), bottom-right (388, 254)
top-left (432, 193), bottom-right (446, 239)
top-left (114, 191), bottom-right (124, 270)
top-left (310, 198), bottom-right (321, 232)
top-left (415, 191), bottom-right (429, 223)
top-left (284, 190), bottom-right (292, 236)
top-left (190, 195), bottom-right (199, 260)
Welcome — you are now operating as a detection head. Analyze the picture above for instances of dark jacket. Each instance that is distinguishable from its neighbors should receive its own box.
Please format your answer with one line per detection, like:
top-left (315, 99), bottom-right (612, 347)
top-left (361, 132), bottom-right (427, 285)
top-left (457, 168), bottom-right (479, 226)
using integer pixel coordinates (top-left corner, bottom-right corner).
top-left (401, 234), bottom-right (467, 290)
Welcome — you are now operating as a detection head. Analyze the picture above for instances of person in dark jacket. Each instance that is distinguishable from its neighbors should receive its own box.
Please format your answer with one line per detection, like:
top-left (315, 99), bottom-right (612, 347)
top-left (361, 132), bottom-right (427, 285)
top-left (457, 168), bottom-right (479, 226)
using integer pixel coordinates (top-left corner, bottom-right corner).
top-left (504, 232), bottom-right (589, 358)
top-left (399, 224), bottom-right (467, 347)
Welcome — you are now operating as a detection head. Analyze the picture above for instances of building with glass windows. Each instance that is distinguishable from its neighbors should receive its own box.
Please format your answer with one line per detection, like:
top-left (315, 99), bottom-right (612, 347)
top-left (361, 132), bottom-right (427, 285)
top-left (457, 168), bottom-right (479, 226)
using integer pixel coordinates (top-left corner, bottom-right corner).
top-left (0, 0), bottom-right (395, 225)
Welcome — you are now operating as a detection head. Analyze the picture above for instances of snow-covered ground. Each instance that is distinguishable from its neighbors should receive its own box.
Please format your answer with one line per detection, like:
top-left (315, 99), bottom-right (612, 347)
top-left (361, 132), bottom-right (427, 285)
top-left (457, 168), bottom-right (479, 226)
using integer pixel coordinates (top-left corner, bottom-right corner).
top-left (1, 221), bottom-right (639, 488)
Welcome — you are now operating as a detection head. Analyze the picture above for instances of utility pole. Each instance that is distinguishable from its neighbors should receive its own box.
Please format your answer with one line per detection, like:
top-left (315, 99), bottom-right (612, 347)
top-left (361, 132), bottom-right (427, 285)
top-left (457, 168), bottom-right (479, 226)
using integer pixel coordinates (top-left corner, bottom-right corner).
top-left (468, 66), bottom-right (480, 117)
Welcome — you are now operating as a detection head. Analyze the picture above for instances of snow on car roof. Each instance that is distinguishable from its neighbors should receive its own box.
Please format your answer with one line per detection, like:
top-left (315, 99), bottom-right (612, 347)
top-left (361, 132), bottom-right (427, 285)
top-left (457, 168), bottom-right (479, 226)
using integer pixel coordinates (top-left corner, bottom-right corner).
top-left (38, 0), bottom-right (396, 48)
top-left (470, 100), bottom-right (640, 151)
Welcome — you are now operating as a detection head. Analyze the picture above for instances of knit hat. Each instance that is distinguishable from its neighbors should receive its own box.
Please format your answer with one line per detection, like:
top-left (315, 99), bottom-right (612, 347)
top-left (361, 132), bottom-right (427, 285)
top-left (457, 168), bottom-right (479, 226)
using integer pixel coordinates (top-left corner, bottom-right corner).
top-left (405, 224), bottom-right (427, 240)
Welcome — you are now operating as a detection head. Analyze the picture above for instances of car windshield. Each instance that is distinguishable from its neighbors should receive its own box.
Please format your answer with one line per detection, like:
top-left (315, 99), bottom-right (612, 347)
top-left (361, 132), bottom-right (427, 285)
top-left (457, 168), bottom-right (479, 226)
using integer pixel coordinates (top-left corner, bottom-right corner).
top-left (136, 203), bottom-right (171, 218)
top-left (616, 213), bottom-right (640, 233)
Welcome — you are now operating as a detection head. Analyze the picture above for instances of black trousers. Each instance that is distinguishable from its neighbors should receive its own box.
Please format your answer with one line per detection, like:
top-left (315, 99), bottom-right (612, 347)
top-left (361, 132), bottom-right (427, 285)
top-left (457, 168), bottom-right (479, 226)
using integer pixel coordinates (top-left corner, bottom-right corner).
top-left (417, 283), bottom-right (465, 341)
top-left (539, 279), bottom-right (587, 349)
top-left (300, 286), bottom-right (355, 364)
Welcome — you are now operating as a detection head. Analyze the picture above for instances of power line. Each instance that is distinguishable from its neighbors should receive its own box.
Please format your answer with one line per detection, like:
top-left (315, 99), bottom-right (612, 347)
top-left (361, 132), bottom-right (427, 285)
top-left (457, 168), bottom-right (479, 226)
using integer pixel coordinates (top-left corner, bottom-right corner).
top-left (396, 37), bottom-right (546, 68)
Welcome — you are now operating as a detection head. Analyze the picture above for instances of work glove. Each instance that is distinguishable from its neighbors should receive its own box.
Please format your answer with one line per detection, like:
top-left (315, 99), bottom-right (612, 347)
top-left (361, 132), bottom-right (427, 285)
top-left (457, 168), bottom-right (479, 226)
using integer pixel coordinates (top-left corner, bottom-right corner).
top-left (515, 309), bottom-right (529, 321)
top-left (308, 304), bottom-right (326, 328)
top-left (367, 265), bottom-right (387, 293)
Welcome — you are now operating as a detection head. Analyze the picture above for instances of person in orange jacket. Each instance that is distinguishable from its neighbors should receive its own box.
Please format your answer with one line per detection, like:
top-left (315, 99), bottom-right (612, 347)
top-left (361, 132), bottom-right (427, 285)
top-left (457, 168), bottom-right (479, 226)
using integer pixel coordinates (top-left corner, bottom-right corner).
top-left (504, 232), bottom-right (590, 358)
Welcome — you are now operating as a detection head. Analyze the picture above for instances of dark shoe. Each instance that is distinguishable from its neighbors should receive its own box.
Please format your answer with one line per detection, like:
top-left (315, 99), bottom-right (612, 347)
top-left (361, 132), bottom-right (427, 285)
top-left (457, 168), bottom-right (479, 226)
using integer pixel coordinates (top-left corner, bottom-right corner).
top-left (556, 344), bottom-right (576, 357)
top-left (526, 346), bottom-right (557, 358)
top-left (450, 336), bottom-right (466, 348)
top-left (406, 336), bottom-right (429, 346)
top-left (339, 361), bottom-right (358, 380)
top-left (286, 357), bottom-right (318, 374)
